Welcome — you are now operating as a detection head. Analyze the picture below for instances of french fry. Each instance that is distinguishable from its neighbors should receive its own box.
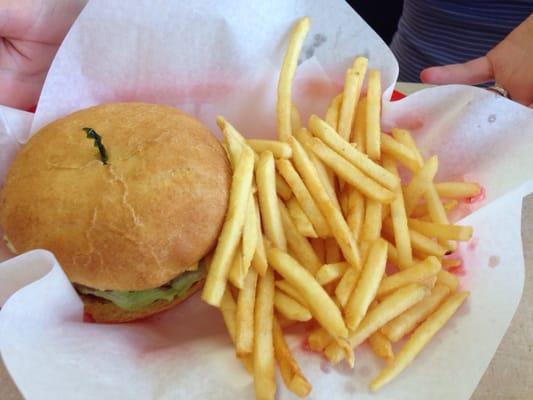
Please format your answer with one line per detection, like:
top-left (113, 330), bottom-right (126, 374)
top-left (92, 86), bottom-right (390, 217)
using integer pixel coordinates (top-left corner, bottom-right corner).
top-left (287, 197), bottom-right (318, 238)
top-left (366, 69), bottom-right (381, 160)
top-left (254, 268), bottom-right (276, 400)
top-left (435, 182), bottom-right (481, 199)
top-left (381, 133), bottom-right (422, 172)
top-left (404, 155), bottom-right (439, 216)
top-left (276, 158), bottom-right (330, 237)
top-left (290, 136), bottom-right (361, 268)
top-left (361, 199), bottom-right (383, 241)
top-left (437, 269), bottom-right (459, 291)
top-left (381, 283), bottom-right (451, 342)
top-left (408, 218), bottom-right (473, 241)
top-left (411, 199), bottom-right (459, 219)
top-left (325, 238), bottom-right (342, 263)
top-left (310, 137), bottom-right (395, 203)
top-left (382, 156), bottom-right (413, 269)
top-left (291, 103), bottom-right (302, 134)
top-left (275, 279), bottom-right (307, 306)
top-left (228, 247), bottom-right (245, 289)
top-left (335, 267), bottom-right (361, 308)
top-left (386, 240), bottom-right (400, 267)
top-left (326, 284), bottom-right (428, 364)
top-left (275, 173), bottom-right (293, 201)
top-left (338, 57), bottom-right (368, 140)
top-left (217, 116), bottom-right (248, 167)
top-left (279, 200), bottom-right (322, 274)
top-left (273, 317), bottom-right (312, 398)
top-left (352, 97), bottom-right (367, 151)
top-left (277, 17), bottom-right (310, 142)
top-left (345, 239), bottom-right (388, 331)
top-left (316, 262), bottom-right (348, 285)
top-left (202, 146), bottom-right (255, 306)
top-left (308, 327), bottom-right (333, 352)
top-left (325, 93), bottom-right (342, 131)
top-left (442, 258), bottom-right (461, 269)
top-left (236, 269), bottom-right (259, 355)
top-left (247, 139), bottom-right (292, 158)
top-left (274, 290), bottom-right (313, 322)
top-left (370, 291), bottom-right (469, 391)
top-left (391, 128), bottom-right (424, 166)
top-left (349, 284), bottom-right (428, 348)
top-left (294, 128), bottom-right (341, 211)
top-left (424, 183), bottom-right (457, 251)
top-left (242, 192), bottom-right (258, 275)
top-left (252, 195), bottom-right (269, 276)
top-left (267, 247), bottom-right (353, 365)
top-left (308, 115), bottom-right (399, 191)
top-left (220, 289), bottom-right (254, 373)
top-left (369, 330), bottom-right (394, 360)
top-left (346, 188), bottom-right (365, 242)
top-left (409, 228), bottom-right (448, 257)
top-left (377, 256), bottom-right (441, 298)
top-left (256, 151), bottom-right (287, 251)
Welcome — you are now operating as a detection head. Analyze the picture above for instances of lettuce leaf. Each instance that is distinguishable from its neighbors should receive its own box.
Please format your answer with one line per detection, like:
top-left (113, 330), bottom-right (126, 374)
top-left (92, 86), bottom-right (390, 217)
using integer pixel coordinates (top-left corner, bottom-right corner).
top-left (77, 263), bottom-right (206, 311)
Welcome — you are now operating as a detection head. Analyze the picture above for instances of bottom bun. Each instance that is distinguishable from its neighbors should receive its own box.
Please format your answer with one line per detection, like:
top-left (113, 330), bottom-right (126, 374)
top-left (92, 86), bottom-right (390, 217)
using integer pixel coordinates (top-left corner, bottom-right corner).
top-left (81, 281), bottom-right (203, 323)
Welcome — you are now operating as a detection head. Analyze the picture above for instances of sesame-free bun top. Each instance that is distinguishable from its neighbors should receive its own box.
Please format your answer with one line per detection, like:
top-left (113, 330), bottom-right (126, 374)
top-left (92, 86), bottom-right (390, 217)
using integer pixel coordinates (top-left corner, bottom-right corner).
top-left (0, 103), bottom-right (231, 291)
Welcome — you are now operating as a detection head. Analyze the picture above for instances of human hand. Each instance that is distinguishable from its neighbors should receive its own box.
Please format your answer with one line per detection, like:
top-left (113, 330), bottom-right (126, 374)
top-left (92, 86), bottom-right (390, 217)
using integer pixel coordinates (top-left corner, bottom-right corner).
top-left (420, 14), bottom-right (533, 107)
top-left (0, 0), bottom-right (86, 110)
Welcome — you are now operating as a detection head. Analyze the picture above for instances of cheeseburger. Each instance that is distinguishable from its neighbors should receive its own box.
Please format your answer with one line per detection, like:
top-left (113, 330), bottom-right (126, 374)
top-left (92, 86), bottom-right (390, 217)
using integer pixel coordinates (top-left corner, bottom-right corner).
top-left (0, 103), bottom-right (231, 322)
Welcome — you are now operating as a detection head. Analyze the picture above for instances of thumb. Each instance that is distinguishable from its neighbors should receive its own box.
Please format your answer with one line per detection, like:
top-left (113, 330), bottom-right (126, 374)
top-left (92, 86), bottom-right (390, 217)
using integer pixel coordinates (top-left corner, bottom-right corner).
top-left (420, 57), bottom-right (494, 85)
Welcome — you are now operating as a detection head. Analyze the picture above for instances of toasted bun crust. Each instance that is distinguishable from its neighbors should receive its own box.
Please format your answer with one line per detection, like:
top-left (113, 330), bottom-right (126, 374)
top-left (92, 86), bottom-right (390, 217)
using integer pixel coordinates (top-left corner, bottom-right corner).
top-left (82, 281), bottom-right (203, 323)
top-left (0, 103), bottom-right (230, 290)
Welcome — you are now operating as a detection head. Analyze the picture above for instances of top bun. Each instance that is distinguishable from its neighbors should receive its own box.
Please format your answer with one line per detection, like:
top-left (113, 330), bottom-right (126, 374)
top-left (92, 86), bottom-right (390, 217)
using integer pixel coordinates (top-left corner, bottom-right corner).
top-left (0, 103), bottom-right (231, 291)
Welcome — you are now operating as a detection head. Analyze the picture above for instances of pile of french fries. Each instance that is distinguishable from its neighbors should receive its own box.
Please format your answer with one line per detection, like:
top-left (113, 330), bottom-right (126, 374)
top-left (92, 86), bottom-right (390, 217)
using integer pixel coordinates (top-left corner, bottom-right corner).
top-left (202, 16), bottom-right (480, 399)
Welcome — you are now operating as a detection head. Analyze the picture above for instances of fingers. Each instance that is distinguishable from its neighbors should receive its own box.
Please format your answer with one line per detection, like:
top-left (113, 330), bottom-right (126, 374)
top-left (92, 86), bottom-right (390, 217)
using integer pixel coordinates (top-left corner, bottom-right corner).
top-left (420, 57), bottom-right (494, 85)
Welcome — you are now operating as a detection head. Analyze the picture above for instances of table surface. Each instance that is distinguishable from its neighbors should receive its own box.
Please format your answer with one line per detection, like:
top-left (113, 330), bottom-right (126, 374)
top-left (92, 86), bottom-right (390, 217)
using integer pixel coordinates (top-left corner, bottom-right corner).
top-left (1, 83), bottom-right (532, 399)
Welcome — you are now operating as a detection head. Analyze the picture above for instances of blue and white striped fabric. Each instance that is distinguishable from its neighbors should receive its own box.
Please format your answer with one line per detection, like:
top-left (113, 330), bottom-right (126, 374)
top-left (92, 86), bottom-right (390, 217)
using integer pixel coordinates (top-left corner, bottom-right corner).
top-left (390, 0), bottom-right (533, 82)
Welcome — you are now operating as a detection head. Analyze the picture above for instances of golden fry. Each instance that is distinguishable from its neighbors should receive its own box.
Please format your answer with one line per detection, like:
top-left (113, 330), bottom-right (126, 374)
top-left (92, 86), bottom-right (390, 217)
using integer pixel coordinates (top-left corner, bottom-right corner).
top-left (409, 228), bottom-right (448, 257)
top-left (277, 17), bottom-right (310, 142)
top-left (338, 57), bottom-right (368, 140)
top-left (310, 137), bottom-right (395, 203)
top-left (275, 279), bottom-right (308, 306)
top-left (287, 197), bottom-right (318, 238)
top-left (228, 246), bottom-right (245, 289)
top-left (366, 69), bottom-right (381, 160)
top-left (274, 290), bottom-right (312, 322)
top-left (273, 317), bottom-right (312, 398)
top-left (345, 239), bottom-right (388, 331)
top-left (276, 158), bottom-right (330, 237)
top-left (335, 267), bottom-right (361, 308)
top-left (236, 269), bottom-right (258, 355)
top-left (202, 146), bottom-right (255, 306)
top-left (381, 283), bottom-right (451, 342)
top-left (391, 128), bottom-right (424, 166)
top-left (256, 151), bottom-right (287, 251)
top-left (308, 115), bottom-right (399, 190)
top-left (369, 330), bottom-right (394, 360)
top-left (276, 173), bottom-right (293, 201)
top-left (408, 218), bottom-right (473, 241)
top-left (352, 97), bottom-right (367, 151)
top-left (325, 93), bottom-right (342, 131)
top-left (220, 289), bottom-right (254, 373)
top-left (242, 192), bottom-right (258, 276)
top-left (346, 188), bottom-right (365, 242)
top-left (279, 200), bottom-right (322, 274)
top-left (316, 262), bottom-right (348, 285)
top-left (308, 327), bottom-right (333, 352)
top-left (370, 291), bottom-right (469, 391)
top-left (381, 133), bottom-right (422, 172)
top-left (361, 199), bottom-right (383, 241)
top-left (377, 256), bottom-right (441, 298)
top-left (247, 139), bottom-right (292, 158)
top-left (290, 136), bottom-right (361, 268)
top-left (404, 155), bottom-right (439, 216)
top-left (437, 269), bottom-right (459, 292)
top-left (435, 182), bottom-right (481, 199)
top-left (254, 268), bottom-right (276, 400)
top-left (252, 195), bottom-right (269, 276)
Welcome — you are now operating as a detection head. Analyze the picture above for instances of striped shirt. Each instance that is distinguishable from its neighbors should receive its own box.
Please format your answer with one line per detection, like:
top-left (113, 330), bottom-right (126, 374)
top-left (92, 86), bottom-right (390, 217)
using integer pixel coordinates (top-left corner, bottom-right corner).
top-left (390, 0), bottom-right (533, 82)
